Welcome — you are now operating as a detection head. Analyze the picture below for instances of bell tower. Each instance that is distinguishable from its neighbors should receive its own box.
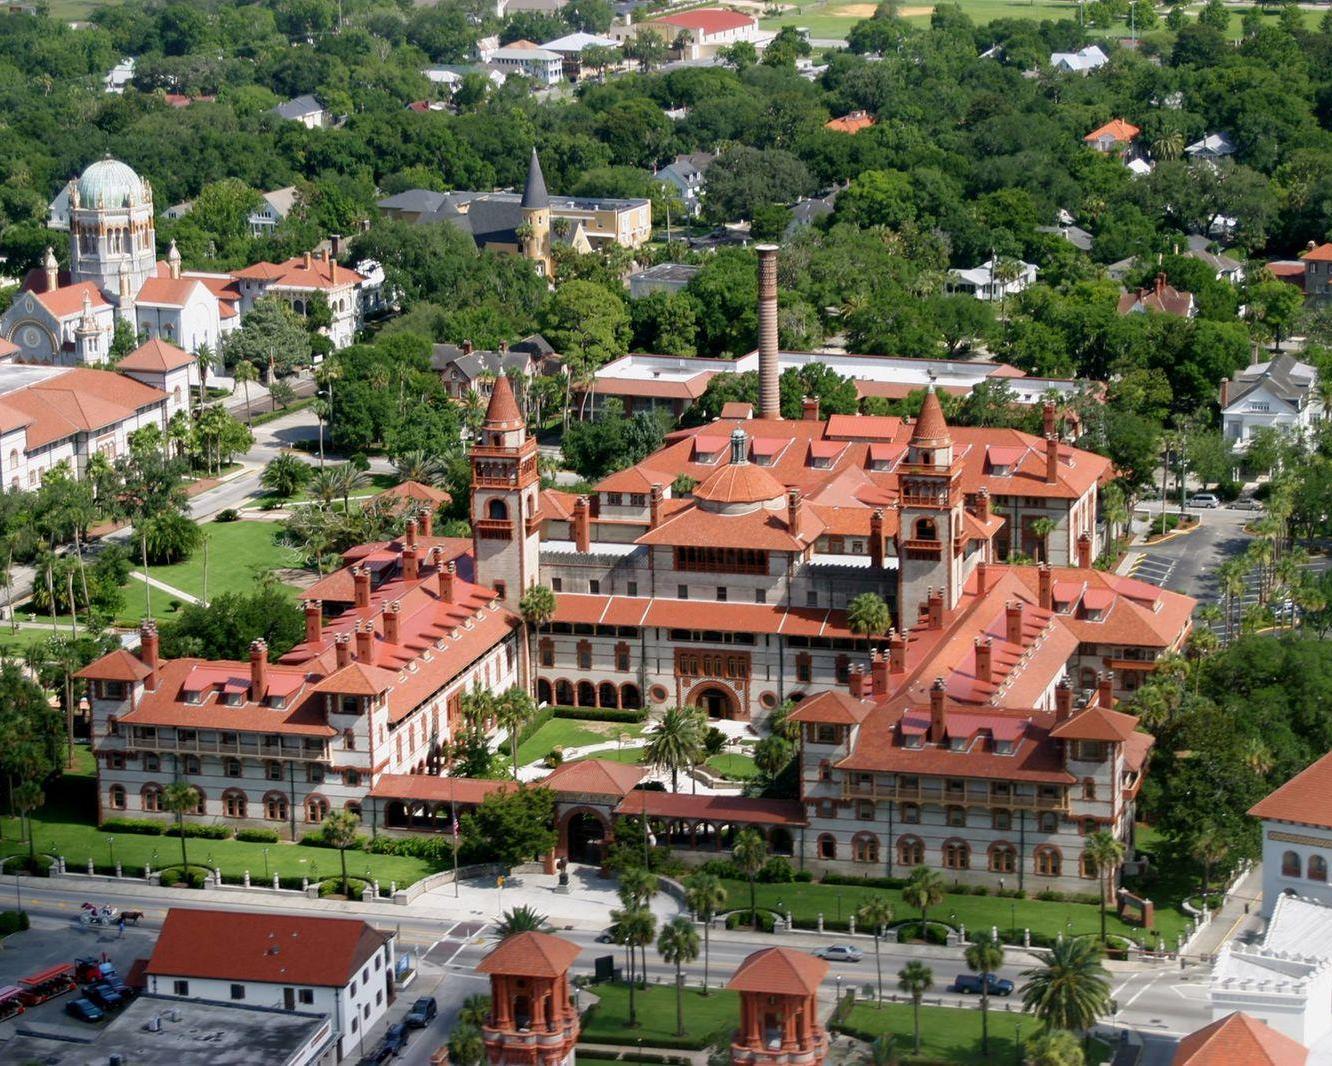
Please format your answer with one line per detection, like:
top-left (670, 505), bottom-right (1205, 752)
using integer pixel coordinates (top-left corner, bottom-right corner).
top-left (520, 147), bottom-right (553, 279)
top-left (897, 385), bottom-right (966, 618)
top-left (471, 374), bottom-right (540, 609)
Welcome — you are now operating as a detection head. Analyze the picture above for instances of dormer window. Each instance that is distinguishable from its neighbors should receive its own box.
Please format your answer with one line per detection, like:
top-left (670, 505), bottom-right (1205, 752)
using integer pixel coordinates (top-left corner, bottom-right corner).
top-left (949, 735), bottom-right (967, 751)
top-left (990, 463), bottom-right (1011, 476)
top-left (994, 739), bottom-right (1014, 755)
top-left (903, 734), bottom-right (923, 749)
top-left (225, 692), bottom-right (243, 707)
top-left (268, 696), bottom-right (287, 710)
top-left (184, 689), bottom-right (202, 705)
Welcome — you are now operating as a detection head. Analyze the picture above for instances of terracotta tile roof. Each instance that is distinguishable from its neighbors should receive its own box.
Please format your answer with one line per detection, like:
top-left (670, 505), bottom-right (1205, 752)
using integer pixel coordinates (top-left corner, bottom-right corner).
top-left (33, 281), bottom-right (109, 319)
top-left (311, 661), bottom-right (398, 696)
top-left (1007, 567), bottom-right (1193, 649)
top-left (234, 253), bottom-right (364, 290)
top-left (478, 931), bottom-right (581, 977)
top-left (368, 774), bottom-right (515, 805)
top-left (1085, 118), bottom-right (1140, 143)
top-left (826, 111), bottom-right (875, 134)
top-left (117, 338), bottom-right (194, 372)
top-left (636, 503), bottom-right (824, 551)
top-left (1, 368), bottom-right (167, 449)
top-left (1173, 1012), bottom-right (1307, 1066)
top-left (540, 488), bottom-right (577, 520)
top-left (1301, 244), bottom-right (1332, 263)
top-left (593, 373), bottom-right (716, 400)
top-left (483, 374), bottom-right (524, 430)
top-left (375, 479), bottom-right (452, 510)
top-left (654, 9), bottom-right (754, 34)
top-left (1049, 704), bottom-right (1140, 742)
top-left (596, 465), bottom-right (674, 493)
top-left (1249, 751), bottom-right (1332, 829)
top-left (539, 758), bottom-right (644, 797)
top-left (788, 690), bottom-right (872, 725)
top-left (75, 648), bottom-right (152, 682)
top-left (826, 414), bottom-right (900, 441)
top-left (612, 792), bottom-right (807, 826)
top-left (135, 276), bottom-right (206, 307)
top-left (727, 947), bottom-right (827, 996)
top-left (692, 461), bottom-right (786, 505)
top-left (911, 389), bottom-right (952, 448)
top-left (147, 909), bottom-right (390, 988)
top-left (719, 401), bottom-right (753, 418)
top-left (1124, 730), bottom-right (1153, 773)
top-left (1118, 277), bottom-right (1194, 317)
top-left (551, 593), bottom-right (855, 639)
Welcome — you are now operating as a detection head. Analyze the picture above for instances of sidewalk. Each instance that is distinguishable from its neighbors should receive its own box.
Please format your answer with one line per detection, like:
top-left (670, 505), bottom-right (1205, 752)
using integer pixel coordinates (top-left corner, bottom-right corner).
top-left (1186, 865), bottom-right (1263, 958)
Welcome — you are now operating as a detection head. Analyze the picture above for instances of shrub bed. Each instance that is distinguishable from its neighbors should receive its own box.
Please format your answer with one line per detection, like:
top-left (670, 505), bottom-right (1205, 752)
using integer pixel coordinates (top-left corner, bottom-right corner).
top-left (299, 833), bottom-right (370, 851)
top-left (894, 920), bottom-right (949, 945)
top-left (100, 819), bottom-right (165, 836)
top-left (319, 876), bottom-right (370, 899)
top-left (0, 910), bottom-right (30, 935)
top-left (235, 828), bottom-right (281, 843)
top-left (164, 824), bottom-right (233, 840)
top-left (550, 705), bottom-right (647, 723)
top-left (160, 864), bottom-right (211, 889)
top-left (19, 854), bottom-right (53, 877)
top-left (725, 909), bottom-right (776, 932)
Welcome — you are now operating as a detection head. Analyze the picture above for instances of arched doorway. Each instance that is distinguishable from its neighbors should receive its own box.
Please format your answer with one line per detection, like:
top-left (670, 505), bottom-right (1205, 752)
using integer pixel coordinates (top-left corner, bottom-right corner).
top-left (690, 683), bottom-right (737, 720)
top-left (564, 809), bottom-right (609, 864)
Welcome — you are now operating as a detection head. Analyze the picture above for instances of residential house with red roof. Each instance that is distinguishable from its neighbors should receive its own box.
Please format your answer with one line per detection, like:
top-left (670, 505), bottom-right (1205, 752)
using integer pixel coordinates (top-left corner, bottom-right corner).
top-left (234, 249), bottom-right (366, 348)
top-left (1117, 273), bottom-right (1197, 318)
top-left (624, 8), bottom-right (762, 60)
top-left (146, 908), bottom-right (394, 1060)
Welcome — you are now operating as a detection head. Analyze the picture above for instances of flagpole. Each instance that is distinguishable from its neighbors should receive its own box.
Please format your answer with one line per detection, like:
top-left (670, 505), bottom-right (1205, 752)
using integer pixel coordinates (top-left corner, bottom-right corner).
top-left (451, 777), bottom-right (459, 898)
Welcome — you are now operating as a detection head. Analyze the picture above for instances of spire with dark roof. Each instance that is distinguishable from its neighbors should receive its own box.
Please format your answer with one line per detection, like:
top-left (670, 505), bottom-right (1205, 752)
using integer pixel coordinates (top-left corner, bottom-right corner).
top-left (521, 147), bottom-right (549, 211)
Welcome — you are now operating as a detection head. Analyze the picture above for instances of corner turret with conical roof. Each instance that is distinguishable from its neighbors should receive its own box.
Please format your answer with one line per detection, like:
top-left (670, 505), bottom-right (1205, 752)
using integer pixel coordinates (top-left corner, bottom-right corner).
top-left (898, 381), bottom-right (967, 616)
top-left (519, 147), bottom-right (553, 279)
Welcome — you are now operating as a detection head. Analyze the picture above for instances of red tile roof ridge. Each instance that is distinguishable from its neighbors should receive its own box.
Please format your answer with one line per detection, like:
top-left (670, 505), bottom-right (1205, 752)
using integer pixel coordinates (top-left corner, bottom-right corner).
top-left (727, 947), bottom-right (828, 996)
top-left (1249, 751), bottom-right (1332, 830)
top-left (1172, 1011), bottom-right (1307, 1066)
top-left (477, 931), bottom-right (582, 977)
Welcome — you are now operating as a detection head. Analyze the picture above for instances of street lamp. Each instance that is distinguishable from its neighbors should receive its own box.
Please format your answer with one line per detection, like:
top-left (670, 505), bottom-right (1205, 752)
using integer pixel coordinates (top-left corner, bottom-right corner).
top-left (263, 848), bottom-right (270, 880)
top-left (1014, 1022), bottom-right (1022, 1066)
top-left (1010, 902), bottom-right (1016, 942)
top-left (107, 837), bottom-right (115, 869)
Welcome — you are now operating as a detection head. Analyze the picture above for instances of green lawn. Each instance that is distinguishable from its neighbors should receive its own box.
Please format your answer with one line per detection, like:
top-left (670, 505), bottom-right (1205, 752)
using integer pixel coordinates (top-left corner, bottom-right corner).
top-left (0, 751), bottom-right (436, 887)
top-left (581, 983), bottom-right (740, 1049)
top-left (836, 1003), bottom-right (1110, 1065)
top-left (573, 746), bottom-right (646, 765)
top-left (719, 876), bottom-right (1186, 945)
top-left (517, 718), bottom-right (646, 767)
top-left (706, 753), bottom-right (758, 781)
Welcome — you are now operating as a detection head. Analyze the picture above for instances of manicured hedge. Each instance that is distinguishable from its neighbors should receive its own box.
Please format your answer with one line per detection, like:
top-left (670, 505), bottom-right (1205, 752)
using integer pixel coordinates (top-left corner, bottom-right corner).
top-left (164, 824), bottom-right (233, 840)
top-left (550, 705), bottom-right (647, 723)
top-left (0, 910), bottom-right (30, 935)
top-left (236, 828), bottom-right (281, 843)
top-left (160, 865), bottom-right (210, 889)
top-left (100, 819), bottom-right (165, 836)
top-left (319, 876), bottom-right (371, 898)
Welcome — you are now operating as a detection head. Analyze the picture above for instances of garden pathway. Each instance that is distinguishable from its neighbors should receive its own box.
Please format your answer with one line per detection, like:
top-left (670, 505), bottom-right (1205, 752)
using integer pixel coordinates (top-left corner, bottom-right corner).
top-left (128, 571), bottom-right (199, 605)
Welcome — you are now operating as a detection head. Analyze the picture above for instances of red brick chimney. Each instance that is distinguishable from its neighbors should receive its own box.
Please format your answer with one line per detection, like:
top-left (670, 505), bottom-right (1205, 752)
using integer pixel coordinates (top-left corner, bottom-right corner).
top-left (975, 559), bottom-right (989, 595)
top-left (1219, 379), bottom-right (1230, 408)
top-left (787, 488), bottom-right (802, 533)
top-left (403, 545), bottom-right (420, 582)
top-left (355, 622), bottom-right (374, 664)
top-left (304, 599), bottom-right (322, 645)
top-left (1039, 564), bottom-right (1053, 611)
top-left (1155, 271), bottom-right (1166, 297)
top-left (1076, 533), bottom-right (1092, 569)
top-left (870, 509), bottom-right (885, 568)
top-left (462, 340), bottom-right (473, 355)
top-left (419, 507), bottom-right (433, 538)
top-left (974, 487), bottom-right (991, 521)
top-left (1055, 677), bottom-right (1072, 722)
top-left (405, 517), bottom-right (417, 550)
top-left (929, 677), bottom-right (947, 744)
top-left (573, 496), bottom-right (591, 553)
top-left (802, 395), bottom-right (820, 421)
top-left (303, 251), bottom-right (313, 270)
top-left (250, 639), bottom-right (268, 700)
top-left (353, 566), bottom-right (370, 610)
top-left (384, 602), bottom-right (401, 645)
top-left (439, 560), bottom-right (456, 603)
top-left (335, 633), bottom-right (351, 669)
top-left (1005, 600), bottom-right (1024, 645)
top-left (889, 629), bottom-right (907, 673)
top-left (1099, 670), bottom-right (1115, 708)
top-left (139, 621), bottom-right (159, 691)
top-left (927, 587), bottom-right (944, 629)
top-left (974, 637), bottom-right (992, 684)
top-left (870, 650), bottom-right (889, 696)
top-left (650, 484), bottom-right (664, 528)
top-left (1046, 435), bottom-right (1059, 485)
top-left (1043, 401), bottom-right (1057, 439)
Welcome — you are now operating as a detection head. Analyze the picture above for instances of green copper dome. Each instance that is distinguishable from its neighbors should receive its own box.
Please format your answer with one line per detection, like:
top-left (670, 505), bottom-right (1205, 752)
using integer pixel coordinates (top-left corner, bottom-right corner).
top-left (76, 156), bottom-right (149, 209)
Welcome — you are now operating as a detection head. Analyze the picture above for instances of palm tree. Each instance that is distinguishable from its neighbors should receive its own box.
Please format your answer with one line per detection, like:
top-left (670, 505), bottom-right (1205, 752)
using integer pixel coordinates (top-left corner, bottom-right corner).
top-left (847, 591), bottom-right (891, 654)
top-left (233, 359), bottom-right (258, 426)
top-left (1026, 1029), bottom-right (1084, 1066)
top-left (1191, 824), bottom-right (1230, 901)
top-left (1153, 129), bottom-right (1185, 162)
top-left (964, 935), bottom-right (1005, 1055)
top-left (619, 866), bottom-right (659, 983)
top-left (1083, 831), bottom-right (1126, 944)
top-left (1031, 516), bottom-right (1057, 563)
top-left (320, 809), bottom-right (361, 897)
top-left (610, 906), bottom-right (656, 1025)
top-left (459, 994), bottom-right (491, 1028)
top-left (261, 453), bottom-right (311, 502)
top-left (657, 916), bottom-right (700, 1036)
top-left (732, 828), bottom-right (768, 930)
top-left (683, 872), bottom-right (727, 994)
top-left (448, 1021), bottom-right (485, 1066)
top-left (857, 897), bottom-right (895, 1005)
top-left (393, 450), bottom-right (446, 486)
top-left (307, 467), bottom-right (340, 510)
top-left (644, 705), bottom-right (705, 791)
top-left (896, 962), bottom-right (933, 1055)
top-left (162, 781), bottom-right (200, 875)
top-left (495, 687), bottom-right (535, 777)
top-left (868, 1035), bottom-right (899, 1066)
top-left (194, 344), bottom-right (213, 415)
top-left (901, 866), bottom-right (945, 936)
top-left (327, 463), bottom-right (367, 512)
top-left (493, 905), bottom-right (552, 938)
top-left (1020, 938), bottom-right (1111, 1034)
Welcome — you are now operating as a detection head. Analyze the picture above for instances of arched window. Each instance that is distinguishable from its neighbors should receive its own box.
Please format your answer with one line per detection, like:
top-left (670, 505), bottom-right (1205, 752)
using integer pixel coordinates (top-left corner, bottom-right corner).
top-left (946, 805), bottom-right (966, 827)
top-left (817, 834), bottom-right (837, 860)
top-left (915, 518), bottom-right (937, 541)
top-left (306, 796), bottom-right (329, 823)
top-left (344, 769), bottom-right (360, 787)
top-left (1082, 778), bottom-right (1097, 800)
top-left (900, 803), bottom-right (920, 824)
top-left (1283, 851), bottom-right (1302, 877)
top-left (486, 498), bottom-right (508, 521)
top-left (555, 679), bottom-right (574, 705)
top-left (1311, 856), bottom-right (1328, 883)
top-left (142, 783), bottom-right (163, 812)
top-left (989, 843), bottom-right (1016, 873)
top-left (943, 840), bottom-right (970, 870)
top-left (852, 833), bottom-right (879, 863)
top-left (108, 785), bottom-right (126, 810)
top-left (598, 681), bottom-right (618, 708)
top-left (223, 790), bottom-right (247, 818)
top-left (1035, 846), bottom-right (1062, 877)
top-left (536, 678), bottom-right (553, 704)
top-left (7, 450), bottom-right (16, 471)
top-left (1037, 812), bottom-right (1058, 833)
top-left (264, 792), bottom-right (288, 821)
top-left (619, 683), bottom-right (642, 710)
top-left (191, 788), bottom-right (206, 815)
top-left (897, 836), bottom-right (924, 867)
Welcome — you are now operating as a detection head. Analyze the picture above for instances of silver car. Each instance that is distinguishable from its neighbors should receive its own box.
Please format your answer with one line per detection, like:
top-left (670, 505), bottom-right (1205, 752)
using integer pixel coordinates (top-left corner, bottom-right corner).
top-left (815, 944), bottom-right (864, 961)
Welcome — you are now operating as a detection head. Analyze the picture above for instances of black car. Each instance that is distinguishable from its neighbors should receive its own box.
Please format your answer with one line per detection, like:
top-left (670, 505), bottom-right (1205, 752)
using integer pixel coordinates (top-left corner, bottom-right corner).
top-left (384, 1022), bottom-right (409, 1053)
top-left (65, 997), bottom-right (104, 1023)
top-left (404, 997), bottom-right (437, 1027)
top-left (950, 973), bottom-right (1014, 996)
top-left (82, 982), bottom-right (124, 1010)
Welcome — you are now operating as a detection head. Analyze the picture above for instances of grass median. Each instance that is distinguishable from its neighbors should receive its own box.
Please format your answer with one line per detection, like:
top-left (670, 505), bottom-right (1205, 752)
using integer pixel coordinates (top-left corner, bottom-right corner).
top-left (581, 983), bottom-right (740, 1050)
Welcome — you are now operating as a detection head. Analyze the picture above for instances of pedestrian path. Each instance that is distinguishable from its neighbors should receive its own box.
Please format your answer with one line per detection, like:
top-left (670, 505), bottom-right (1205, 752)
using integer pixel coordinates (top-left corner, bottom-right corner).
top-left (1187, 866), bottom-right (1263, 958)
top-left (128, 571), bottom-right (199, 605)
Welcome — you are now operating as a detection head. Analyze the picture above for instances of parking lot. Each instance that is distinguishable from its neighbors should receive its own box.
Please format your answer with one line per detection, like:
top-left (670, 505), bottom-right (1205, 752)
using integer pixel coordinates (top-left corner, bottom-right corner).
top-left (0, 914), bottom-right (157, 1043)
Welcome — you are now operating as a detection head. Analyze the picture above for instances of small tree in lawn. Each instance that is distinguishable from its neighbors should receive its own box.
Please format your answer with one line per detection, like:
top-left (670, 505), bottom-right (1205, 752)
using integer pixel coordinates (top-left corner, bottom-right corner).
top-left (657, 915), bottom-right (700, 1036)
top-left (1083, 830), bottom-right (1126, 944)
top-left (320, 809), bottom-right (361, 897)
top-left (847, 591), bottom-right (891, 653)
top-left (857, 896), bottom-right (895, 1005)
top-left (13, 781), bottom-right (43, 861)
top-left (162, 781), bottom-right (200, 874)
top-left (1027, 1029), bottom-right (1085, 1066)
top-left (896, 961), bottom-right (933, 1056)
top-left (964, 935), bottom-right (1005, 1056)
top-left (901, 866), bottom-right (945, 937)
top-left (261, 453), bottom-right (311, 501)
top-left (683, 872), bottom-right (727, 994)
top-left (732, 827), bottom-right (767, 930)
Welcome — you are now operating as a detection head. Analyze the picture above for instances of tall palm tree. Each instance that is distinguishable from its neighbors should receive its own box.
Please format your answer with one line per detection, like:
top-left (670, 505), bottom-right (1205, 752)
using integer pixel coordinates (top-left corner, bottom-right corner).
top-left (1191, 824), bottom-right (1230, 900)
top-left (644, 705), bottom-right (705, 791)
top-left (493, 905), bottom-right (552, 938)
top-left (732, 828), bottom-right (768, 930)
top-left (610, 906), bottom-right (655, 1025)
top-left (847, 591), bottom-right (891, 655)
top-left (1083, 831), bottom-right (1126, 944)
top-left (393, 450), bottom-right (446, 487)
top-left (1031, 516), bottom-right (1057, 563)
top-left (683, 872), bottom-right (727, 994)
top-left (1153, 129), bottom-right (1185, 161)
top-left (896, 962), bottom-right (933, 1055)
top-left (964, 936), bottom-right (1005, 1055)
top-left (233, 359), bottom-right (258, 426)
top-left (328, 463), bottom-right (367, 512)
top-left (901, 866), bottom-right (945, 935)
top-left (495, 687), bottom-right (535, 777)
top-left (657, 916), bottom-right (700, 1036)
top-left (857, 897), bottom-right (895, 1005)
top-left (1020, 938), bottom-right (1111, 1034)
top-left (619, 866), bottom-right (659, 984)
top-left (162, 781), bottom-right (200, 875)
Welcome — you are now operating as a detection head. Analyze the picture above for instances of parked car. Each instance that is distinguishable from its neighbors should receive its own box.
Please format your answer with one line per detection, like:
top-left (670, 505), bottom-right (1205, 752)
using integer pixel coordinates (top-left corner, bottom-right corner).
top-left (950, 973), bottom-right (1014, 996)
top-left (594, 929), bottom-right (617, 944)
top-left (814, 944), bottom-right (864, 962)
top-left (384, 1022), bottom-right (409, 1053)
top-left (65, 997), bottom-right (104, 1023)
top-left (404, 997), bottom-right (437, 1027)
top-left (82, 982), bottom-right (123, 1010)
top-left (1186, 493), bottom-right (1221, 509)
top-left (1230, 497), bottom-right (1264, 511)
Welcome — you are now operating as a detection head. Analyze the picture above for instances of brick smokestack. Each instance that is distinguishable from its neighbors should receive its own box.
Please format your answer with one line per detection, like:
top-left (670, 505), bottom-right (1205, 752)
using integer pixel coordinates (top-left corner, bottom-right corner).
top-left (355, 622), bottom-right (374, 664)
top-left (573, 496), bottom-right (591, 553)
top-left (250, 639), bottom-right (268, 700)
top-left (405, 517), bottom-right (417, 550)
top-left (787, 488), bottom-right (802, 533)
top-left (139, 621), bottom-right (159, 691)
top-left (975, 560), bottom-right (989, 595)
top-left (849, 665), bottom-right (868, 699)
top-left (353, 566), bottom-right (370, 610)
top-left (650, 484), bottom-right (664, 529)
top-left (1055, 677), bottom-right (1072, 721)
top-left (419, 507), bottom-right (433, 538)
top-left (870, 650), bottom-right (888, 696)
top-left (974, 487), bottom-right (991, 522)
top-left (304, 599), bottom-right (322, 645)
top-left (1005, 600), bottom-right (1024, 645)
top-left (384, 601), bottom-right (401, 645)
top-left (1046, 435), bottom-right (1059, 485)
top-left (1076, 533), bottom-right (1092, 569)
top-left (870, 509), bottom-right (885, 569)
top-left (335, 633), bottom-right (352, 668)
top-left (1043, 401), bottom-right (1057, 439)
top-left (439, 560), bottom-right (456, 603)
top-left (802, 396), bottom-right (820, 421)
top-left (756, 244), bottom-right (780, 420)
top-left (974, 637), bottom-right (992, 684)
top-left (927, 587), bottom-right (944, 629)
top-left (1039, 564), bottom-right (1053, 611)
top-left (888, 629), bottom-right (907, 673)
top-left (403, 545), bottom-right (420, 582)
top-left (1099, 670), bottom-right (1115, 708)
top-left (929, 677), bottom-right (946, 744)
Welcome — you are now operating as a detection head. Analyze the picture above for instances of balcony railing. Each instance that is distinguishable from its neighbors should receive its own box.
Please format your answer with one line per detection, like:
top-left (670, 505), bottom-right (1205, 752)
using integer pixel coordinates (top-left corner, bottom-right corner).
top-left (840, 780), bottom-right (1068, 810)
top-left (125, 733), bottom-right (328, 762)
top-left (475, 519), bottom-right (513, 540)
